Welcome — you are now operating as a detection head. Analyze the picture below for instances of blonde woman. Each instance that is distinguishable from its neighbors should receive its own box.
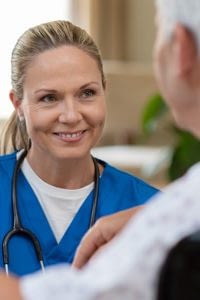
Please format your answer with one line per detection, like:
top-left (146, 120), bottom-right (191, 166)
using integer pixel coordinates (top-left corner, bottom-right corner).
top-left (0, 20), bottom-right (158, 276)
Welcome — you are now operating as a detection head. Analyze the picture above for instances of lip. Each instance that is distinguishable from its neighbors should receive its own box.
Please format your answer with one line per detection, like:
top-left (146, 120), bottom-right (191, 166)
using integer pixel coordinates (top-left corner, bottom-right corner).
top-left (53, 130), bottom-right (86, 143)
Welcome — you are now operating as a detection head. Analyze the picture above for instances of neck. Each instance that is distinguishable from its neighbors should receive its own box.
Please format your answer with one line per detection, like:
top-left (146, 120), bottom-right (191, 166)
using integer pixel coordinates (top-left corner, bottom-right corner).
top-left (27, 150), bottom-right (96, 189)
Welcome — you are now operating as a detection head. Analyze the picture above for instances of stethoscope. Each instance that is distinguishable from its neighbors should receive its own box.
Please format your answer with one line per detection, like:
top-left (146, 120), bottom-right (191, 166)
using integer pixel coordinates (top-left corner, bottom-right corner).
top-left (2, 149), bottom-right (100, 275)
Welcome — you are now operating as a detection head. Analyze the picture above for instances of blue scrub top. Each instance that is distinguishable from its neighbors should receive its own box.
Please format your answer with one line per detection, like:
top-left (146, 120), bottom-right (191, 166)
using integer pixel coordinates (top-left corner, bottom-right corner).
top-left (0, 152), bottom-right (159, 276)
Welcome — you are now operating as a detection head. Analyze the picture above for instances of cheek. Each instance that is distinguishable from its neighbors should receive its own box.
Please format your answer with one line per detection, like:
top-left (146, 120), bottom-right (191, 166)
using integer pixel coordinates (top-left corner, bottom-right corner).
top-left (25, 116), bottom-right (41, 137)
top-left (153, 27), bottom-right (171, 88)
top-left (88, 99), bottom-right (106, 129)
top-left (95, 103), bottom-right (106, 128)
top-left (91, 112), bottom-right (105, 132)
top-left (154, 44), bottom-right (168, 92)
top-left (23, 109), bottom-right (50, 136)
top-left (89, 105), bottom-right (106, 146)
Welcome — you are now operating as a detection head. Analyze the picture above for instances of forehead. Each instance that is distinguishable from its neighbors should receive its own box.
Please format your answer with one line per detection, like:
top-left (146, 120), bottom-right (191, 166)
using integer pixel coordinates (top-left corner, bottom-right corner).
top-left (28, 45), bottom-right (98, 71)
top-left (24, 45), bottom-right (102, 88)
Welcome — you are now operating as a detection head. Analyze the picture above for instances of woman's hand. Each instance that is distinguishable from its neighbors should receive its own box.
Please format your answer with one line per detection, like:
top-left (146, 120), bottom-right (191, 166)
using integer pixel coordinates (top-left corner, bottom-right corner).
top-left (73, 206), bottom-right (144, 269)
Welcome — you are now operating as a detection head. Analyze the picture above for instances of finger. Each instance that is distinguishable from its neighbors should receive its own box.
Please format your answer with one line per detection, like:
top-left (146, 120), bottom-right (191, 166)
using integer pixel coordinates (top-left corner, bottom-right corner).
top-left (73, 225), bottom-right (107, 269)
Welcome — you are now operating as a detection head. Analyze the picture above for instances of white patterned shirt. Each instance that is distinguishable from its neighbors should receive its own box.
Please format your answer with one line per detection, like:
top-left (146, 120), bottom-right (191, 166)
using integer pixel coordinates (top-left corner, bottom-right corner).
top-left (21, 162), bottom-right (200, 300)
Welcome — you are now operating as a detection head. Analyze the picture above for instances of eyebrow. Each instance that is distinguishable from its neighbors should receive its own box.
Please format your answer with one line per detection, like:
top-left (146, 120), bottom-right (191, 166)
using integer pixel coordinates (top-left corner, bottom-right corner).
top-left (34, 89), bottom-right (57, 95)
top-left (34, 81), bottom-right (100, 95)
top-left (79, 82), bottom-right (100, 89)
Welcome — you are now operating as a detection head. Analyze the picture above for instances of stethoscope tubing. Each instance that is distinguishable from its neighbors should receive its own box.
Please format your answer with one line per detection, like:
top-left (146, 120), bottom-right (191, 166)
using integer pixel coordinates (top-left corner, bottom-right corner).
top-left (3, 227), bottom-right (45, 275)
top-left (2, 150), bottom-right (99, 275)
top-left (90, 156), bottom-right (100, 227)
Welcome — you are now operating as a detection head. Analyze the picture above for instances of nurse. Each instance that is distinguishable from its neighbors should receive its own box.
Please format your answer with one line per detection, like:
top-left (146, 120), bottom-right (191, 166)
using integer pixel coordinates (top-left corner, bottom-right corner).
top-left (0, 20), bottom-right (159, 276)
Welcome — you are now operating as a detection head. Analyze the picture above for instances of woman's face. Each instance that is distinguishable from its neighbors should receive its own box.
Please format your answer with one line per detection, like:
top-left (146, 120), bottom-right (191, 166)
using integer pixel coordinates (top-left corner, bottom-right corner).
top-left (15, 46), bottom-right (106, 161)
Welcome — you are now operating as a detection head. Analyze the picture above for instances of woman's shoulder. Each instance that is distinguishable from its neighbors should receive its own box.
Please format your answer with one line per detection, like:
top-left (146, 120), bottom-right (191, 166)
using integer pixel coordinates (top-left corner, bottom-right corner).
top-left (0, 151), bottom-right (17, 163)
top-left (0, 151), bottom-right (17, 175)
top-left (98, 159), bottom-right (159, 206)
top-left (100, 159), bottom-right (159, 190)
top-left (101, 158), bottom-right (144, 180)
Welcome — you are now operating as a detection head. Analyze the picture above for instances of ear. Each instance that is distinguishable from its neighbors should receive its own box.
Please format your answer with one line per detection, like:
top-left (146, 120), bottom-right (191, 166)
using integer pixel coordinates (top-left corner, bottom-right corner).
top-left (173, 24), bottom-right (198, 77)
top-left (9, 90), bottom-right (24, 120)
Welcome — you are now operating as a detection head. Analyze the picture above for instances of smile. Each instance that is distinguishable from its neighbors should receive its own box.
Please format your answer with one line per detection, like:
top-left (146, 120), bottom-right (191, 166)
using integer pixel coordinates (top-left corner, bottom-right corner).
top-left (54, 130), bottom-right (86, 142)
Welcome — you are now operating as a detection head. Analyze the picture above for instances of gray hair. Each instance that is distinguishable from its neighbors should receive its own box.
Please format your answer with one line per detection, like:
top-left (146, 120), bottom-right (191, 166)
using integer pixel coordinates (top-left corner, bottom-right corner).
top-left (155, 0), bottom-right (200, 49)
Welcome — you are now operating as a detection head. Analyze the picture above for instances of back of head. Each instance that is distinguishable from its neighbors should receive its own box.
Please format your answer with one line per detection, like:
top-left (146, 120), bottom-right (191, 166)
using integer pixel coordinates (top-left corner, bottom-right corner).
top-left (0, 20), bottom-right (105, 154)
top-left (155, 0), bottom-right (200, 49)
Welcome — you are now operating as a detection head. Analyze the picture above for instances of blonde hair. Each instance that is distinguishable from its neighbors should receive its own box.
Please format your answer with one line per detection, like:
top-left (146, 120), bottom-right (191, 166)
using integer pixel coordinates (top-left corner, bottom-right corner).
top-left (0, 20), bottom-right (105, 154)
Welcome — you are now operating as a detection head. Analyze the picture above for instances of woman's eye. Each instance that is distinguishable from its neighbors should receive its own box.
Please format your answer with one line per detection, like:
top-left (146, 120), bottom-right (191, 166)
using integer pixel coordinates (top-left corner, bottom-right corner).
top-left (81, 89), bottom-right (96, 99)
top-left (41, 94), bottom-right (56, 103)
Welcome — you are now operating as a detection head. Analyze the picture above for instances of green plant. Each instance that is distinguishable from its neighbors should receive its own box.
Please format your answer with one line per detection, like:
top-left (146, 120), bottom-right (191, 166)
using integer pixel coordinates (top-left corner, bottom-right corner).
top-left (141, 93), bottom-right (200, 181)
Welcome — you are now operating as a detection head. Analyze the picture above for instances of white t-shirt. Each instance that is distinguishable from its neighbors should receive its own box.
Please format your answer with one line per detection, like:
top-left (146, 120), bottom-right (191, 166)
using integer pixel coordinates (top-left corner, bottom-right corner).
top-left (21, 162), bottom-right (200, 300)
top-left (21, 158), bottom-right (94, 242)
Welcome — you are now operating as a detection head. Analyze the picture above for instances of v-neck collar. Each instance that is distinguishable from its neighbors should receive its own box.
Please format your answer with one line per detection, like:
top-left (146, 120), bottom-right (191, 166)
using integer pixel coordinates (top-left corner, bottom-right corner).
top-left (17, 170), bottom-right (98, 264)
top-left (7, 153), bottom-right (108, 265)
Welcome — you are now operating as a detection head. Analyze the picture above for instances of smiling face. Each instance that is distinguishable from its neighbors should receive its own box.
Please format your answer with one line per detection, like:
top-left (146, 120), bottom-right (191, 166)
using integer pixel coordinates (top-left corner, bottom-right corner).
top-left (12, 46), bottom-right (106, 163)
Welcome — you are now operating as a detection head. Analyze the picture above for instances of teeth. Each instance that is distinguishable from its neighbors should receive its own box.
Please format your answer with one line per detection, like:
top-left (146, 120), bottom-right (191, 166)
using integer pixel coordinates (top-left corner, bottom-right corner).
top-left (59, 132), bottom-right (82, 138)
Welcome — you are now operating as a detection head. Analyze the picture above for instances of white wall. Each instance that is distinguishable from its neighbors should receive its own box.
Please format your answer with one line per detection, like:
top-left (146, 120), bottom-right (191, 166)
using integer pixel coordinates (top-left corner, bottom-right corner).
top-left (0, 0), bottom-right (72, 119)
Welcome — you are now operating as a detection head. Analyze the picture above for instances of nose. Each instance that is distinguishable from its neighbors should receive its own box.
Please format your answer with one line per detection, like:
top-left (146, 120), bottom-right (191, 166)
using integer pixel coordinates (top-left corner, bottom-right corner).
top-left (58, 99), bottom-right (82, 124)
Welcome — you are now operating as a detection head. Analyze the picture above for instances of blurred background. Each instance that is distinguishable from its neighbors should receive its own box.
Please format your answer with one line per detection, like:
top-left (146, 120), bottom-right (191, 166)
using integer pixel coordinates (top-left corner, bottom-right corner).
top-left (2, 0), bottom-right (198, 189)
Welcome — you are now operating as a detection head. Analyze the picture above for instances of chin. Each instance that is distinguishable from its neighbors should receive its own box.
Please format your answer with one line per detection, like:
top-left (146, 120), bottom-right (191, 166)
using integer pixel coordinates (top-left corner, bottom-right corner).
top-left (172, 108), bottom-right (187, 128)
top-left (188, 126), bottom-right (200, 139)
top-left (173, 114), bottom-right (199, 138)
top-left (173, 116), bottom-right (188, 131)
top-left (54, 149), bottom-right (90, 160)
